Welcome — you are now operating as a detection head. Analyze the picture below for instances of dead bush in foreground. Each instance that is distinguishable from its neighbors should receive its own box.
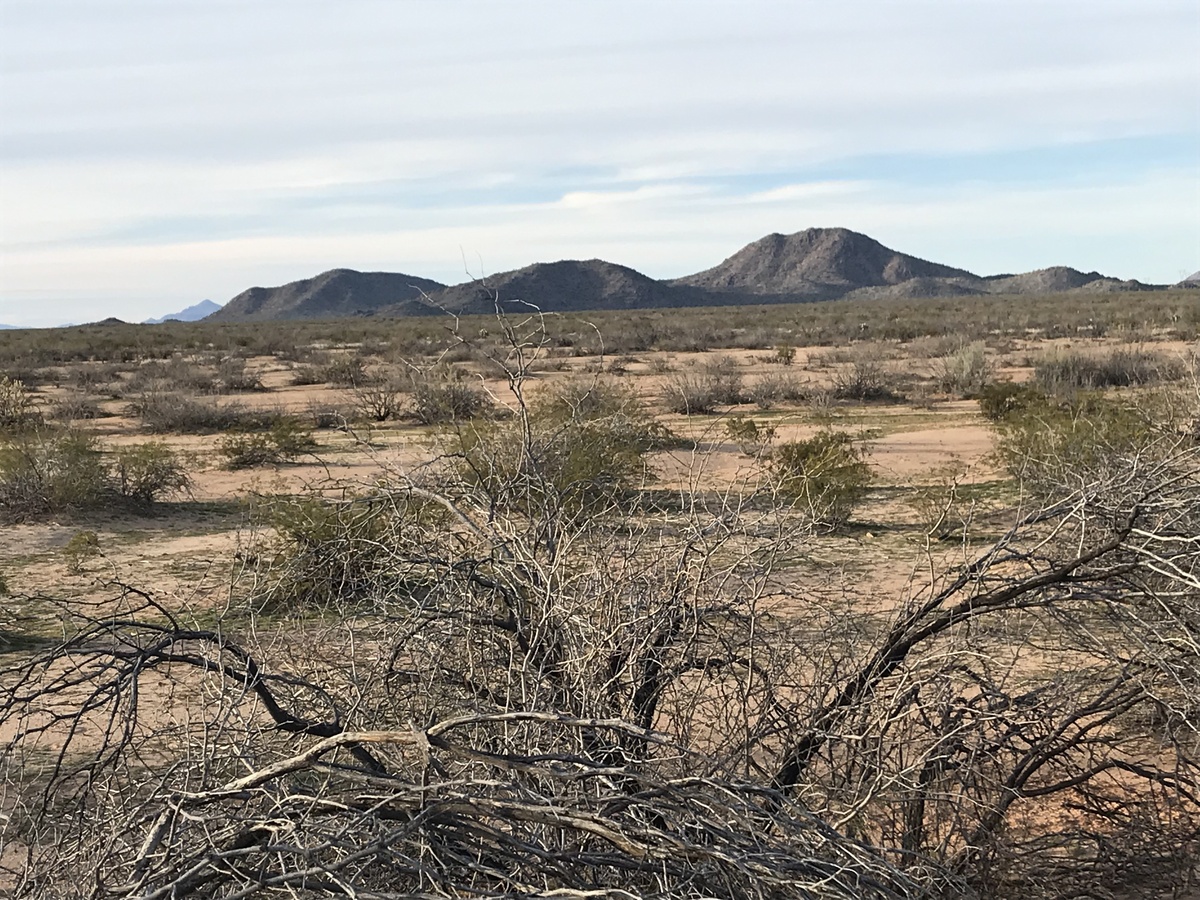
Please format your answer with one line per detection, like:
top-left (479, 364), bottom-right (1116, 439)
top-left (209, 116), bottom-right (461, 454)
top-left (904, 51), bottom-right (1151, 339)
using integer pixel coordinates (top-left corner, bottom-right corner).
top-left (2, 317), bottom-right (1198, 900)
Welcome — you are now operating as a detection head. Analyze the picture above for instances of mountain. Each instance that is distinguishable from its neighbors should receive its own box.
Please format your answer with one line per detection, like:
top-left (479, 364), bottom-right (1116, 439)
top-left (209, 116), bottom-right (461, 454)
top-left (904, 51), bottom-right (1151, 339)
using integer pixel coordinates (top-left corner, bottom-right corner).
top-left (395, 259), bottom-right (705, 317)
top-left (1177, 271), bottom-right (1200, 288)
top-left (206, 270), bottom-right (447, 322)
top-left (144, 299), bottom-right (223, 324)
top-left (670, 227), bottom-right (978, 300)
top-left (203, 228), bottom-right (1174, 322)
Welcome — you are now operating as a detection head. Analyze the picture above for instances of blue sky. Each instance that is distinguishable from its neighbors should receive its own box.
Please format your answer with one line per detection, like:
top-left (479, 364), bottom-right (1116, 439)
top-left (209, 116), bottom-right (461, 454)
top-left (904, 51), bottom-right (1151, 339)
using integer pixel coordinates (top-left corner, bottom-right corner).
top-left (1, 0), bottom-right (1197, 326)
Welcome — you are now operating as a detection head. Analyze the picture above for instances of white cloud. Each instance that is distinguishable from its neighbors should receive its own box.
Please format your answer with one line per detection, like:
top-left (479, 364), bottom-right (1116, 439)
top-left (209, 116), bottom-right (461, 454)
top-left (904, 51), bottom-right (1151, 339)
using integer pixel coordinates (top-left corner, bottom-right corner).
top-left (0, 0), bottom-right (1197, 324)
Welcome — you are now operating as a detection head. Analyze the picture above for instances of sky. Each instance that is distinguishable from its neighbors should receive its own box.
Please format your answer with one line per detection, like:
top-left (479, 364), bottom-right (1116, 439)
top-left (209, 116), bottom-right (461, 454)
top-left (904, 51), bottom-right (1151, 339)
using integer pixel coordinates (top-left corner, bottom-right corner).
top-left (1, 0), bottom-right (1198, 327)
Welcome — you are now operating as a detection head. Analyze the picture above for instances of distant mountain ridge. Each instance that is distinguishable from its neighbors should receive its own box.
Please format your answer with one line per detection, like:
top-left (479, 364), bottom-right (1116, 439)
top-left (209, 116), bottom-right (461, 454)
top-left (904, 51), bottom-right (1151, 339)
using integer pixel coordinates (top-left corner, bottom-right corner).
top-left (390, 259), bottom-right (708, 317)
top-left (670, 228), bottom-right (977, 300)
top-left (203, 228), bottom-right (1181, 322)
top-left (208, 270), bottom-right (446, 322)
top-left (144, 299), bottom-right (223, 324)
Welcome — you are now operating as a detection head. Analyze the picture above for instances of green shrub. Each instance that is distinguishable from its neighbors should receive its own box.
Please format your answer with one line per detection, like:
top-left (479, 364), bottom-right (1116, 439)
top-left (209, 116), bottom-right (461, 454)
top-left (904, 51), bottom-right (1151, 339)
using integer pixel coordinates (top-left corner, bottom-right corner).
top-left (0, 430), bottom-right (110, 520)
top-left (990, 390), bottom-right (1165, 493)
top-left (218, 419), bottom-right (317, 469)
top-left (0, 375), bottom-right (43, 433)
top-left (1034, 346), bottom-right (1183, 394)
top-left (412, 375), bottom-right (489, 425)
top-left (257, 493), bottom-right (444, 611)
top-left (664, 356), bottom-right (745, 414)
top-left (322, 355), bottom-right (370, 387)
top-left (0, 431), bottom-right (190, 520)
top-left (771, 430), bottom-right (872, 530)
top-left (977, 382), bottom-right (1046, 421)
top-left (130, 392), bottom-right (281, 434)
top-left (831, 348), bottom-right (903, 403)
top-left (63, 530), bottom-right (101, 575)
top-left (936, 341), bottom-right (994, 397)
top-left (773, 344), bottom-right (796, 366)
top-left (456, 379), bottom-right (673, 514)
top-left (112, 442), bottom-right (191, 505)
top-left (725, 415), bottom-right (776, 456)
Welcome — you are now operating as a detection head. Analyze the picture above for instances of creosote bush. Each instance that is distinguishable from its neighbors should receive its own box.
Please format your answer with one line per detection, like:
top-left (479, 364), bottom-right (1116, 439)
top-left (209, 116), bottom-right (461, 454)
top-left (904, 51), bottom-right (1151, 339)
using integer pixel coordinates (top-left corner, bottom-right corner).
top-left (0, 375), bottom-right (43, 433)
top-left (725, 414), bottom-right (776, 456)
top-left (988, 387), bottom-right (1171, 496)
top-left (129, 392), bottom-right (284, 434)
top-left (353, 376), bottom-right (409, 422)
top-left (664, 355), bottom-right (746, 414)
top-left (256, 493), bottom-right (446, 612)
top-left (831, 346), bottom-right (903, 403)
top-left (936, 341), bottom-right (994, 397)
top-left (454, 377), bottom-right (676, 515)
top-left (218, 419), bottom-right (317, 469)
top-left (1034, 345), bottom-right (1183, 394)
top-left (0, 430), bottom-right (189, 520)
top-left (411, 371), bottom-right (489, 425)
top-left (63, 529), bottom-right (101, 575)
top-left (771, 429), bottom-right (872, 529)
top-left (112, 441), bottom-right (191, 506)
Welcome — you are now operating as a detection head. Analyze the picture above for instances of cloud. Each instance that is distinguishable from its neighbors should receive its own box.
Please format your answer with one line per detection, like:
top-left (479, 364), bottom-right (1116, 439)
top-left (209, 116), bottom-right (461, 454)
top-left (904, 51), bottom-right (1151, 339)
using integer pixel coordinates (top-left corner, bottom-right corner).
top-left (0, 0), bottom-right (1196, 324)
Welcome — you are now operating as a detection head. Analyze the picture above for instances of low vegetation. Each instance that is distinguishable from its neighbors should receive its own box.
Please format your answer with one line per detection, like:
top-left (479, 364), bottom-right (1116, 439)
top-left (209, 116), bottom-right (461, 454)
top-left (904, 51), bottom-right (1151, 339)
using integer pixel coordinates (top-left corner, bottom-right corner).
top-left (1, 298), bottom-right (1198, 899)
top-left (0, 429), bottom-right (190, 520)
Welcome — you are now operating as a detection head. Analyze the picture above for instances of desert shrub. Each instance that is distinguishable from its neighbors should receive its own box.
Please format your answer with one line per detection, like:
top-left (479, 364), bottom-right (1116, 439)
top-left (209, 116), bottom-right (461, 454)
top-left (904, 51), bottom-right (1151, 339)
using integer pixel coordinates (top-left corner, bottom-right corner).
top-left (321, 355), bottom-right (370, 387)
top-left (977, 381), bottom-right (1047, 421)
top-left (112, 442), bottom-right (191, 505)
top-left (0, 365), bottom-right (51, 388)
top-left (353, 377), bottom-right (409, 422)
top-left (256, 494), bottom-right (444, 612)
top-left (0, 430), bottom-right (110, 520)
top-left (746, 371), bottom-right (808, 409)
top-left (131, 393), bottom-right (281, 434)
top-left (305, 399), bottom-right (354, 430)
top-left (0, 375), bottom-right (43, 432)
top-left (773, 344), bottom-right (796, 366)
top-left (771, 430), bottom-right (872, 529)
top-left (725, 415), bottom-right (776, 456)
top-left (831, 347), bottom-right (903, 403)
top-left (63, 529), bottom-right (101, 575)
top-left (989, 389), bottom-right (1169, 494)
top-left (216, 357), bottom-right (266, 393)
top-left (126, 358), bottom-right (217, 395)
top-left (411, 374), bottom-right (489, 425)
top-left (218, 419), bottom-right (317, 469)
top-left (936, 341), bottom-right (994, 397)
top-left (647, 355), bottom-right (674, 374)
top-left (50, 393), bottom-right (107, 422)
top-left (455, 379), bottom-right (673, 514)
top-left (289, 365), bottom-right (327, 386)
top-left (1034, 346), bottom-right (1183, 394)
top-left (664, 356), bottom-right (745, 414)
top-left (0, 430), bottom-right (190, 520)
top-left (67, 364), bottom-right (123, 392)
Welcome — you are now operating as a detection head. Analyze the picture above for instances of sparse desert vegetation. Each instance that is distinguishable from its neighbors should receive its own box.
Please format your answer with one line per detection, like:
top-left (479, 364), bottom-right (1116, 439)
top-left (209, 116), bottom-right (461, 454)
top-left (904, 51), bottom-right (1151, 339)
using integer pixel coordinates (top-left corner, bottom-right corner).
top-left (1, 290), bottom-right (1198, 898)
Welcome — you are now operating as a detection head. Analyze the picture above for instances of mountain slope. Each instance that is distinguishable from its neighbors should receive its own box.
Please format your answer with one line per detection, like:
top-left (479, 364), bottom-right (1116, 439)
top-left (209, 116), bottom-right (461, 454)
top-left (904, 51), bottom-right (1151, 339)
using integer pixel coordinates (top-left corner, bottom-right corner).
top-left (207, 270), bottom-right (447, 322)
top-left (396, 259), bottom-right (705, 316)
top-left (672, 227), bottom-right (980, 299)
